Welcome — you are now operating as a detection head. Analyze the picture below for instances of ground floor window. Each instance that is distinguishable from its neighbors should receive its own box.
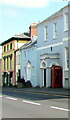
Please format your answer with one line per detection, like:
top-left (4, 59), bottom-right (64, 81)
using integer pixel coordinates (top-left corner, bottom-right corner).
top-left (65, 47), bottom-right (69, 70)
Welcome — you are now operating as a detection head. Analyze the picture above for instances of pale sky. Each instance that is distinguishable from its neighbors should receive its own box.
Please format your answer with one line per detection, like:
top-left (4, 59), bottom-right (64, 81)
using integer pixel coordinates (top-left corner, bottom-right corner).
top-left (0, 0), bottom-right (68, 42)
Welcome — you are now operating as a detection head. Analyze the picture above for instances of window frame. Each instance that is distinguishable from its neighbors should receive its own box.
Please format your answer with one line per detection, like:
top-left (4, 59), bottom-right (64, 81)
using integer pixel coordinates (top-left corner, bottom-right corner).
top-left (7, 45), bottom-right (9, 51)
top-left (10, 55), bottom-right (12, 70)
top-left (4, 46), bottom-right (6, 52)
top-left (18, 54), bottom-right (20, 65)
top-left (64, 13), bottom-right (68, 32)
top-left (65, 47), bottom-right (69, 71)
top-left (7, 57), bottom-right (9, 70)
top-left (4, 58), bottom-right (6, 70)
top-left (44, 26), bottom-right (48, 41)
top-left (53, 23), bottom-right (57, 39)
top-left (10, 43), bottom-right (13, 50)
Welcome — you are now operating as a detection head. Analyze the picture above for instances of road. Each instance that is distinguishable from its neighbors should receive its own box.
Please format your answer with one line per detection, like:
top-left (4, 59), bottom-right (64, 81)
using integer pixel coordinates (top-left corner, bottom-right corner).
top-left (1, 88), bottom-right (70, 119)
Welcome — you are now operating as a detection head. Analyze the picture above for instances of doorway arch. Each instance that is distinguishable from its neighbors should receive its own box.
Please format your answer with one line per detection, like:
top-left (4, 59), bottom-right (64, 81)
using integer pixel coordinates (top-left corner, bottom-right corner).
top-left (49, 61), bottom-right (59, 67)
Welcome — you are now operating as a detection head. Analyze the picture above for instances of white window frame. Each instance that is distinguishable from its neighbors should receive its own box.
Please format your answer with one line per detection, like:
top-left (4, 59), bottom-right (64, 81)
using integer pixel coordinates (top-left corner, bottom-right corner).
top-left (65, 47), bottom-right (69, 71)
top-left (64, 13), bottom-right (68, 32)
top-left (53, 23), bottom-right (57, 39)
top-left (44, 26), bottom-right (48, 41)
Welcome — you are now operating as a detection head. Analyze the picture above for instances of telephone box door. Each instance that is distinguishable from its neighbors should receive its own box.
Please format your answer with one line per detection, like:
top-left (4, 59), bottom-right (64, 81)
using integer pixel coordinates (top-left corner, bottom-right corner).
top-left (51, 66), bottom-right (62, 88)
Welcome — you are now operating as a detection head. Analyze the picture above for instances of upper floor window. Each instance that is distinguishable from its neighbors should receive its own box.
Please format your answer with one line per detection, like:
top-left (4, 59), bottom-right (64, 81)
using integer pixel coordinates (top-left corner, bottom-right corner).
top-left (44, 26), bottom-right (48, 41)
top-left (64, 13), bottom-right (68, 31)
top-left (10, 55), bottom-right (12, 70)
top-left (4, 58), bottom-right (6, 70)
top-left (24, 51), bottom-right (26, 59)
top-left (7, 57), bottom-right (9, 70)
top-left (10, 43), bottom-right (12, 50)
top-left (18, 54), bottom-right (20, 65)
top-left (65, 47), bottom-right (69, 70)
top-left (53, 23), bottom-right (57, 39)
top-left (4, 46), bottom-right (6, 52)
top-left (7, 45), bottom-right (9, 51)
top-left (16, 54), bottom-right (20, 65)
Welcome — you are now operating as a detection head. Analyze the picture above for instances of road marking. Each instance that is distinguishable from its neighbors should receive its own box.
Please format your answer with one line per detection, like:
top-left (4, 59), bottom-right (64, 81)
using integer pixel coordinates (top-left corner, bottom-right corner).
top-left (22, 100), bottom-right (41, 106)
top-left (51, 106), bottom-right (70, 112)
top-left (54, 94), bottom-right (69, 97)
top-left (6, 97), bottom-right (17, 101)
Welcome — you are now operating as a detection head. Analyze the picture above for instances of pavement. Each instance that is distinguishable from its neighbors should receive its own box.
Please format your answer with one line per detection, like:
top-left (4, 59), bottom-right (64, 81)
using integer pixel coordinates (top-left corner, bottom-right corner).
top-left (1, 86), bottom-right (70, 96)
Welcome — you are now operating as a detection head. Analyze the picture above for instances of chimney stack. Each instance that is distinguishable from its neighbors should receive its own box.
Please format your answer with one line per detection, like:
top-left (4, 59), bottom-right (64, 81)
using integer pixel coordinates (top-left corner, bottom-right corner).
top-left (29, 23), bottom-right (37, 41)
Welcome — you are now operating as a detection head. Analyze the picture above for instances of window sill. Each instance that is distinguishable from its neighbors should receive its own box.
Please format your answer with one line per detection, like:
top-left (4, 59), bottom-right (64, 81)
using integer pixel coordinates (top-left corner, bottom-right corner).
top-left (44, 39), bottom-right (48, 42)
top-left (65, 69), bottom-right (69, 72)
top-left (53, 37), bottom-right (57, 40)
top-left (64, 29), bottom-right (69, 32)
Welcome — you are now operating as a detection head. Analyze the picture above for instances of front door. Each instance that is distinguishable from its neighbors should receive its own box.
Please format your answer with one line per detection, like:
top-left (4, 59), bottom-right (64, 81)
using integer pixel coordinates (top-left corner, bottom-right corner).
top-left (44, 69), bottom-right (46, 87)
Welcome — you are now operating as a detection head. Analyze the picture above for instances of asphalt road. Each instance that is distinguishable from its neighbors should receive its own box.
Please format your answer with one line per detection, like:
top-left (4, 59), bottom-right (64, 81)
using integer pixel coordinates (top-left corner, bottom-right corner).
top-left (1, 88), bottom-right (70, 119)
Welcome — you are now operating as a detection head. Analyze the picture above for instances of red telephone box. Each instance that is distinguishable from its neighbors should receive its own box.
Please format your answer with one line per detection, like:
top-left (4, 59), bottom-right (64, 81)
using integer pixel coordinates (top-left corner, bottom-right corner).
top-left (51, 66), bottom-right (62, 88)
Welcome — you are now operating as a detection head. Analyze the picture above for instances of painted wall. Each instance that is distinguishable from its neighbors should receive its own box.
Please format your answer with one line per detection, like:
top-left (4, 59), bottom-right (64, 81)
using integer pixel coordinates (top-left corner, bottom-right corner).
top-left (20, 41), bottom-right (38, 87)
top-left (14, 40), bottom-right (29, 50)
top-left (37, 5), bottom-right (69, 88)
top-left (1, 39), bottom-right (30, 86)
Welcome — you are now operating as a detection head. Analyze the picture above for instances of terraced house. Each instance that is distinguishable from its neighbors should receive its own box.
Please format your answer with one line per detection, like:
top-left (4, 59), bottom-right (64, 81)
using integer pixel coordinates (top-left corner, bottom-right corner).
top-left (20, 40), bottom-right (38, 87)
top-left (37, 4), bottom-right (70, 88)
top-left (1, 34), bottom-right (30, 87)
top-left (14, 23), bottom-right (37, 87)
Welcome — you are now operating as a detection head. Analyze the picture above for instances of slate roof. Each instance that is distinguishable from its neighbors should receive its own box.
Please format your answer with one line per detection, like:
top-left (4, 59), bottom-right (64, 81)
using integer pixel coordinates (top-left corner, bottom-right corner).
top-left (1, 33), bottom-right (30, 45)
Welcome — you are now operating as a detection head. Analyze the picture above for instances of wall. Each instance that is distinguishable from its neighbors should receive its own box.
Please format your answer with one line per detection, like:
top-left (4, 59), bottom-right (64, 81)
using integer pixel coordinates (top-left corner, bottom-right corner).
top-left (20, 42), bottom-right (38, 87)
top-left (37, 5), bottom-right (69, 88)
